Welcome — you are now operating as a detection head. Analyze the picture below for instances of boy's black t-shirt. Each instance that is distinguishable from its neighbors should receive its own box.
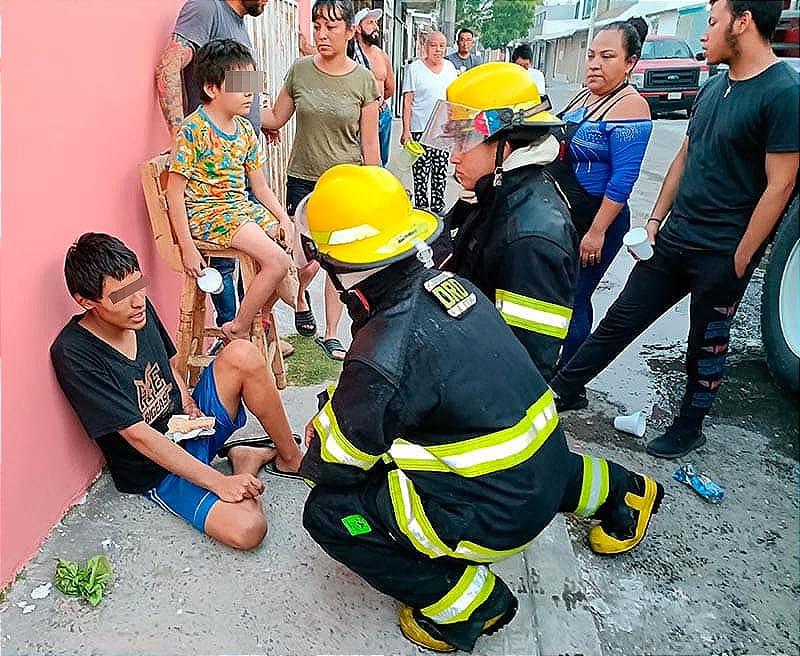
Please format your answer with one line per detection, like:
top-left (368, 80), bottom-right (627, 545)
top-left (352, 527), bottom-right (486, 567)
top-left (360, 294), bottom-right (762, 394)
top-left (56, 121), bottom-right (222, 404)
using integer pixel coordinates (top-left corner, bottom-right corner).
top-left (50, 300), bottom-right (182, 493)
top-left (662, 61), bottom-right (799, 253)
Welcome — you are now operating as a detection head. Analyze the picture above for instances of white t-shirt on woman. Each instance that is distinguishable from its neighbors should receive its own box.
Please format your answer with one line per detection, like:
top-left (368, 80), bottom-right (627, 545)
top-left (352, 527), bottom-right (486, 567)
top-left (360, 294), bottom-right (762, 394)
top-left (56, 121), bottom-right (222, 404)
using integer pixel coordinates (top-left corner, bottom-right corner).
top-left (402, 58), bottom-right (458, 132)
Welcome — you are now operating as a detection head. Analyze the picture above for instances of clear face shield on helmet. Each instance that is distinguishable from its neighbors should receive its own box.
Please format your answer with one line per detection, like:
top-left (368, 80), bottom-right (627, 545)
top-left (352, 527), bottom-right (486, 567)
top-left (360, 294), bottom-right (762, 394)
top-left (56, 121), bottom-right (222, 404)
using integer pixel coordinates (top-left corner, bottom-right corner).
top-left (419, 97), bottom-right (556, 156)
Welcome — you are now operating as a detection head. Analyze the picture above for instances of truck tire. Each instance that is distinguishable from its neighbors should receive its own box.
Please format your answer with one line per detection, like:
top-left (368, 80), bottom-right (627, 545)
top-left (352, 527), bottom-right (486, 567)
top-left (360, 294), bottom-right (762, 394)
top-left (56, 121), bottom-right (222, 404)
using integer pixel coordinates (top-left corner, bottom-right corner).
top-left (761, 196), bottom-right (799, 396)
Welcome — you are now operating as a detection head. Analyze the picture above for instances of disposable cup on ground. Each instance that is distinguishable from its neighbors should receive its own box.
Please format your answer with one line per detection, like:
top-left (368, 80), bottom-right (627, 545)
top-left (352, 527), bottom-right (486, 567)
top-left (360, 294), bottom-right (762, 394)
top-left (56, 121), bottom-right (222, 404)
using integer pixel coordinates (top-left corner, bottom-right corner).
top-left (623, 227), bottom-right (654, 260)
top-left (197, 267), bottom-right (224, 295)
top-left (613, 409), bottom-right (647, 437)
top-left (395, 141), bottom-right (425, 171)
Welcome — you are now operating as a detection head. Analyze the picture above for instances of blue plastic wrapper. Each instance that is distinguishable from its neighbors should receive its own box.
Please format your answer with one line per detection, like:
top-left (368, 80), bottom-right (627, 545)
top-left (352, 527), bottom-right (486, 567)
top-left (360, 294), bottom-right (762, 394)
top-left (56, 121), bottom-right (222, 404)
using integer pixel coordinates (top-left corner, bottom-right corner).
top-left (672, 463), bottom-right (724, 503)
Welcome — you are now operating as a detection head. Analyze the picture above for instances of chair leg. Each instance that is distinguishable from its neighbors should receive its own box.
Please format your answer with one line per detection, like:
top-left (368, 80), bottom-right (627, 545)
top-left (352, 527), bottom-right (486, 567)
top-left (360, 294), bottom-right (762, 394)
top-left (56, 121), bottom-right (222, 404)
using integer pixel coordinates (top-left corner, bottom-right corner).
top-left (189, 282), bottom-right (208, 387)
top-left (176, 275), bottom-right (197, 385)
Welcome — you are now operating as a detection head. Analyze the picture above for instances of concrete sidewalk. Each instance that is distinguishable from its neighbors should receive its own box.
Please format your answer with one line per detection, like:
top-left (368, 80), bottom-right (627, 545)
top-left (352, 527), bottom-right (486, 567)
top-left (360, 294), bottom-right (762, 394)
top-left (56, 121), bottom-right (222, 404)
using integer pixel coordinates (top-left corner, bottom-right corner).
top-left (1, 385), bottom-right (598, 655)
top-left (1, 80), bottom-right (602, 656)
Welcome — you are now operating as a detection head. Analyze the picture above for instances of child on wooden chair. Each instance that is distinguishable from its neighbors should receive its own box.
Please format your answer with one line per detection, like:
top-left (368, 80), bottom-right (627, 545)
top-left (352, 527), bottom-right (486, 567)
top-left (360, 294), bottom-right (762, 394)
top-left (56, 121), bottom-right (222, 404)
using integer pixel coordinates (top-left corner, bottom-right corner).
top-left (166, 39), bottom-right (293, 342)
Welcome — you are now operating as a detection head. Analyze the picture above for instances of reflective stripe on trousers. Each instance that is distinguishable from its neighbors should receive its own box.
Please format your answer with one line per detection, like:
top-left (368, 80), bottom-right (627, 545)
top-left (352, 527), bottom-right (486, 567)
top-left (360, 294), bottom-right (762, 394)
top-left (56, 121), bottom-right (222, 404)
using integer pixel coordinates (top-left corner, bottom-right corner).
top-left (495, 288), bottom-right (572, 339)
top-left (421, 565), bottom-right (496, 624)
top-left (573, 454), bottom-right (610, 517)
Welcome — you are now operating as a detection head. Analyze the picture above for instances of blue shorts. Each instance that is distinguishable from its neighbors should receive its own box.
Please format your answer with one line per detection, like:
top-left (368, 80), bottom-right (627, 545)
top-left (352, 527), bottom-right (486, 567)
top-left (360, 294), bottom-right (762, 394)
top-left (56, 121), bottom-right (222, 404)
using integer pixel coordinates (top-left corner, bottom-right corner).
top-left (143, 363), bottom-right (246, 532)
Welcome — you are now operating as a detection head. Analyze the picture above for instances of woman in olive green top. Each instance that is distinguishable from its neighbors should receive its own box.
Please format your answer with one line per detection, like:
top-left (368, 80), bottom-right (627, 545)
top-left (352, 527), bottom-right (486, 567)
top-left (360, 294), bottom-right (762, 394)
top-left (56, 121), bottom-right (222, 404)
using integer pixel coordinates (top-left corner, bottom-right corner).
top-left (263, 0), bottom-right (380, 361)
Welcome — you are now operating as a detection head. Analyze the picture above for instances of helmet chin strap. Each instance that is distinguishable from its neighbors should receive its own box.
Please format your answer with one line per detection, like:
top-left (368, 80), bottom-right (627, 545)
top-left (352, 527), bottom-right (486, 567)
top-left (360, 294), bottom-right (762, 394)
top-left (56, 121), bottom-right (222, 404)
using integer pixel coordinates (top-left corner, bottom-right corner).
top-left (492, 138), bottom-right (507, 187)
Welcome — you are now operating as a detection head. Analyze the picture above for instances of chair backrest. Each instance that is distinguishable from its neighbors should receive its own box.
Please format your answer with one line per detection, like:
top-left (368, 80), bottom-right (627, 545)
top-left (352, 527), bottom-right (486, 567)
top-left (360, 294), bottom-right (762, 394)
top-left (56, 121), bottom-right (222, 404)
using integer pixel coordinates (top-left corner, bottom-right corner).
top-left (139, 154), bottom-right (183, 273)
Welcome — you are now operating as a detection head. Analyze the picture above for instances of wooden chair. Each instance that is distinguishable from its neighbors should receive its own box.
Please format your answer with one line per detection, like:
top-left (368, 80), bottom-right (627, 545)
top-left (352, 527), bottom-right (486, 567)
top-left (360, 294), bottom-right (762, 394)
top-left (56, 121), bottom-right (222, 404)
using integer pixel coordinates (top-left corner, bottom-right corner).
top-left (139, 154), bottom-right (286, 389)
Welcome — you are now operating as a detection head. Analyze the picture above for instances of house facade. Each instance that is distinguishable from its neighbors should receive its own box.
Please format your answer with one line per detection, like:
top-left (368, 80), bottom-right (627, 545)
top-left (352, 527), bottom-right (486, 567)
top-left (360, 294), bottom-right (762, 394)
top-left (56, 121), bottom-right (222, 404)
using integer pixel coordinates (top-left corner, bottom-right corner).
top-left (532, 0), bottom-right (709, 83)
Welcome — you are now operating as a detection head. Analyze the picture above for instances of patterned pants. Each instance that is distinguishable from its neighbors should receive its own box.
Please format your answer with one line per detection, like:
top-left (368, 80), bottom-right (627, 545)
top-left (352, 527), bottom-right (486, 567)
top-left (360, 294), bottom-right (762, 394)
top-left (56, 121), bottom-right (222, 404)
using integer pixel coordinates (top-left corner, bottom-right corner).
top-left (411, 131), bottom-right (449, 214)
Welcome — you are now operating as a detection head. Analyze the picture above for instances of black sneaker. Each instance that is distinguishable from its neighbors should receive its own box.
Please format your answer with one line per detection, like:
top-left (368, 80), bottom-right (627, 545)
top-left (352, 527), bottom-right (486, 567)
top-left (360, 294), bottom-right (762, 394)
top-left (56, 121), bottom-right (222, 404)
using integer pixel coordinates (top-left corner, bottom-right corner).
top-left (589, 472), bottom-right (664, 555)
top-left (555, 388), bottom-right (589, 412)
top-left (646, 423), bottom-right (706, 459)
top-left (398, 576), bottom-right (518, 652)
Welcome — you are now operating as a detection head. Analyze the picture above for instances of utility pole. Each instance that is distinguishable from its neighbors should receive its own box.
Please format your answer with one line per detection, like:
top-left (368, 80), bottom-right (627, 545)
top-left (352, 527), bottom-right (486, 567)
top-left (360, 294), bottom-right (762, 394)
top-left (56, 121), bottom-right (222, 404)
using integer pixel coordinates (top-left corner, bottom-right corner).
top-left (441, 0), bottom-right (456, 42)
top-left (584, 0), bottom-right (598, 60)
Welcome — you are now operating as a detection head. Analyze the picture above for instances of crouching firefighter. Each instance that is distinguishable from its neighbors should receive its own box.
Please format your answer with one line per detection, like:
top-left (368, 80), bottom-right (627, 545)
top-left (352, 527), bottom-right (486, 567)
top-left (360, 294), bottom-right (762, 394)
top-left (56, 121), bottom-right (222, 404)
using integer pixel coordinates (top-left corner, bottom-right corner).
top-left (422, 62), bottom-right (577, 380)
top-left (294, 164), bottom-right (665, 653)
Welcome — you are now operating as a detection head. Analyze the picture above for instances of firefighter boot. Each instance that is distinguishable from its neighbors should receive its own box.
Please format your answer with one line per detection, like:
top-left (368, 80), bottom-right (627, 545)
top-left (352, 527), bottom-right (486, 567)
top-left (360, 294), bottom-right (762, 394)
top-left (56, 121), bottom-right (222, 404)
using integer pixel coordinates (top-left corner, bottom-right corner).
top-left (589, 471), bottom-right (664, 555)
top-left (398, 575), bottom-right (518, 652)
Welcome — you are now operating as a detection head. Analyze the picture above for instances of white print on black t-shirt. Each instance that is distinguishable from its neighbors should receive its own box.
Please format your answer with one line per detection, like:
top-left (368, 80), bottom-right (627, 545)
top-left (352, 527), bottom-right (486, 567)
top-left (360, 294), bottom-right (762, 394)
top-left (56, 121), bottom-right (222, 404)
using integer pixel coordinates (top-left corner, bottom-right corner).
top-left (134, 362), bottom-right (174, 424)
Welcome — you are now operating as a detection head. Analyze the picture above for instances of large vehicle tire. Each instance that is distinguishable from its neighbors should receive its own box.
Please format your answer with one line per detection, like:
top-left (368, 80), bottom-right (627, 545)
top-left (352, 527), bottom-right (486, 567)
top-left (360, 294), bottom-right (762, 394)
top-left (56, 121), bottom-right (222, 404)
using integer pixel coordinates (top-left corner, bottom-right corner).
top-left (761, 196), bottom-right (799, 396)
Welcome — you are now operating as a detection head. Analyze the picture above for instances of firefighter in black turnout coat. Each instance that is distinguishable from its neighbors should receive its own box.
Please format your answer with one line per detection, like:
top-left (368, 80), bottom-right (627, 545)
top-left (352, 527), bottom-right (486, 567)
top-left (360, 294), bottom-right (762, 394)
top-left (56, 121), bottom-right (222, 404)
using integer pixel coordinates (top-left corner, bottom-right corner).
top-left (295, 164), bottom-right (664, 653)
top-left (422, 62), bottom-right (577, 381)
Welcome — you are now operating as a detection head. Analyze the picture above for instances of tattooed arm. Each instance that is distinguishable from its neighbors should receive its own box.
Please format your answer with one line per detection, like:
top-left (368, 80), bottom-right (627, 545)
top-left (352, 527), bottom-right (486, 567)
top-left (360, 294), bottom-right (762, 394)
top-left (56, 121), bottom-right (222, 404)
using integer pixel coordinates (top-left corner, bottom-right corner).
top-left (155, 34), bottom-right (196, 142)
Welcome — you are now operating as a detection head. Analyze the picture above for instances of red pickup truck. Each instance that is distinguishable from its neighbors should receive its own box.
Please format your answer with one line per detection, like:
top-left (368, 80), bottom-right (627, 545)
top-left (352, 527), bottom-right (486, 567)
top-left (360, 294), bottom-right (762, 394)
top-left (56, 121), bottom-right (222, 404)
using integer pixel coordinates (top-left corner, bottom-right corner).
top-left (629, 35), bottom-right (709, 117)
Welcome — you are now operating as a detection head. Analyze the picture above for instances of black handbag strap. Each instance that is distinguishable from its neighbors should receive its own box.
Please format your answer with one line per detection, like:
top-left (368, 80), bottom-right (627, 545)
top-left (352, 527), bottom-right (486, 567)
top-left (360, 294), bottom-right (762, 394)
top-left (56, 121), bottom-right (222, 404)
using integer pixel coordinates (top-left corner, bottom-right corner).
top-left (559, 82), bottom-right (630, 124)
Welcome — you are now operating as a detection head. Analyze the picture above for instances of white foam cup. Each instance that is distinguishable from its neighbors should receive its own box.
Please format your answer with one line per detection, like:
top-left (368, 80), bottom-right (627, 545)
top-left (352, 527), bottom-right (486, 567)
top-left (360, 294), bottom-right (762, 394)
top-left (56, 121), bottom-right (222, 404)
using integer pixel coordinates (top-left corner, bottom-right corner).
top-left (613, 409), bottom-right (647, 438)
top-left (623, 227), bottom-right (653, 261)
top-left (197, 267), bottom-right (224, 295)
top-left (395, 141), bottom-right (425, 171)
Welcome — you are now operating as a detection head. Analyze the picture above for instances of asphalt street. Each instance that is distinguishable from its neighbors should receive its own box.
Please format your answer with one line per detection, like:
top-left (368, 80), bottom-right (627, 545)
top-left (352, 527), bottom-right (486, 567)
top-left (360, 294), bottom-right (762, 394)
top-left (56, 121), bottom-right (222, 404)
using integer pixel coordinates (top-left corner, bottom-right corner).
top-left (544, 82), bottom-right (800, 656)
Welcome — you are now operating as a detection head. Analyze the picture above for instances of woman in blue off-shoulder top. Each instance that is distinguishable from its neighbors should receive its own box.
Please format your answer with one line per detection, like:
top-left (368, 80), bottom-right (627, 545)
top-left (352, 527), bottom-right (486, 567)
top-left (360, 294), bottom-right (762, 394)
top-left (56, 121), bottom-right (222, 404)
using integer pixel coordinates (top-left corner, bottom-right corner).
top-left (556, 18), bottom-right (653, 376)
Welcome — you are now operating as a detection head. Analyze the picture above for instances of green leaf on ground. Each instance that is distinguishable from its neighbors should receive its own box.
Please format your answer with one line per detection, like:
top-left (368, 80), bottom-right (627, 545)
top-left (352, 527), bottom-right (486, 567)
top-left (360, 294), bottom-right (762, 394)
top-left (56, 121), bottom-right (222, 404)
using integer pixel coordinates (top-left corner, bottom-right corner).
top-left (285, 334), bottom-right (343, 386)
top-left (54, 556), bottom-right (112, 606)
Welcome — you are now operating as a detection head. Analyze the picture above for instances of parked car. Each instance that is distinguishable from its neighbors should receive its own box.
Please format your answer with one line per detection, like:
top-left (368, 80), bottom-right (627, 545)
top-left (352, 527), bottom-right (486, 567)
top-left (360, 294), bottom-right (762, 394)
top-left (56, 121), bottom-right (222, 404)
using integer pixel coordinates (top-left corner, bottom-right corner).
top-left (629, 35), bottom-right (709, 117)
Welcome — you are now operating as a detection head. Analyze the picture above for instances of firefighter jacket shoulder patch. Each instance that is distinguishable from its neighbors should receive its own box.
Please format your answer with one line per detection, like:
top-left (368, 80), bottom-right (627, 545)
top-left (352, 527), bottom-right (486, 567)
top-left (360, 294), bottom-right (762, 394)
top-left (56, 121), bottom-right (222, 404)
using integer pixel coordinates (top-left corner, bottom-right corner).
top-left (423, 271), bottom-right (476, 318)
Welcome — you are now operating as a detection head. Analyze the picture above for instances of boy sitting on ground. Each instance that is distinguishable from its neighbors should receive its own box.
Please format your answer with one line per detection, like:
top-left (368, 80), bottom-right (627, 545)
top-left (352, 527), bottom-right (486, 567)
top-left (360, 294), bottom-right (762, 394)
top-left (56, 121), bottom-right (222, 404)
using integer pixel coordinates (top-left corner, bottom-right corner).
top-left (51, 233), bottom-right (303, 549)
top-left (166, 38), bottom-right (292, 343)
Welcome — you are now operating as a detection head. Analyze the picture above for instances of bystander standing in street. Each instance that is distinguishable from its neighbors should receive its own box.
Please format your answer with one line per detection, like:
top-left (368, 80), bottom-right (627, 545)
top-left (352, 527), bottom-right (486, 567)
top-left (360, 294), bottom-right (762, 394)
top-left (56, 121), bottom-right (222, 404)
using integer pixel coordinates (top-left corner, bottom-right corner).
top-left (349, 7), bottom-right (395, 168)
top-left (262, 0), bottom-right (380, 362)
top-left (551, 0), bottom-right (799, 460)
top-left (511, 42), bottom-right (547, 99)
top-left (551, 18), bottom-right (652, 373)
top-left (445, 27), bottom-right (481, 73)
top-left (401, 31), bottom-right (457, 216)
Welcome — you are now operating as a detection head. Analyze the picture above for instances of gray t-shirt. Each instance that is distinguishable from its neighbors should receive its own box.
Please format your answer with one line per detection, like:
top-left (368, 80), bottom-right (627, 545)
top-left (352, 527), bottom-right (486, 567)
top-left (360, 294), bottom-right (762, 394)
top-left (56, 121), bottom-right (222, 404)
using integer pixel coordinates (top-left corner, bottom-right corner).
top-left (284, 56), bottom-right (378, 181)
top-left (445, 51), bottom-right (482, 73)
top-left (174, 0), bottom-right (261, 132)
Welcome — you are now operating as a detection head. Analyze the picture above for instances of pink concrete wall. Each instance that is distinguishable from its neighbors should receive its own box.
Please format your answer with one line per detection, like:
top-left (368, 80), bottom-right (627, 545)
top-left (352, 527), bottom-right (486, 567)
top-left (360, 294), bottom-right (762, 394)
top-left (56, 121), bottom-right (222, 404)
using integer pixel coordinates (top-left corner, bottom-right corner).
top-left (0, 0), bottom-right (185, 586)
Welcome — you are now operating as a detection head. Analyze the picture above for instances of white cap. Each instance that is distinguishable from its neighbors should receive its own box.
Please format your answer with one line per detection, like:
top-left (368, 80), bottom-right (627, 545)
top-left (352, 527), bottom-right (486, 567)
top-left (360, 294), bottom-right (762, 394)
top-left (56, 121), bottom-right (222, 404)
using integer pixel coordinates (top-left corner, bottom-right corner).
top-left (354, 7), bottom-right (382, 26)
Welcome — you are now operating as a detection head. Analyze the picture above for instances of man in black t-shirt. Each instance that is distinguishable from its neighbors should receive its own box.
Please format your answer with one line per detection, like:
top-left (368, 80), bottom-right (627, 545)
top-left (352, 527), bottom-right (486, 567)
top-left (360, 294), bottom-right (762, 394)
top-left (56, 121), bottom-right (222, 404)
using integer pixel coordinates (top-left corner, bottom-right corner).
top-left (51, 233), bottom-right (303, 549)
top-left (551, 0), bottom-right (799, 459)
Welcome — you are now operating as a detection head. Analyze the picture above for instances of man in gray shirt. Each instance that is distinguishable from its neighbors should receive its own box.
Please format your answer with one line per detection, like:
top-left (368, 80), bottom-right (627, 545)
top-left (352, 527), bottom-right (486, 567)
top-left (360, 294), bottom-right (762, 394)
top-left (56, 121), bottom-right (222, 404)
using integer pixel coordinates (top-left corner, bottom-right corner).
top-left (445, 28), bottom-right (481, 73)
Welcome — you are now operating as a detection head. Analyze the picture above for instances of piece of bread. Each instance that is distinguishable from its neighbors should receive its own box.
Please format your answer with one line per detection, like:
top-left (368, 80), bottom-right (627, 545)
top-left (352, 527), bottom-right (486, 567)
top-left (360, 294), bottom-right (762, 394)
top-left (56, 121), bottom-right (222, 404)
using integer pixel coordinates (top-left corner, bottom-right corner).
top-left (167, 415), bottom-right (216, 435)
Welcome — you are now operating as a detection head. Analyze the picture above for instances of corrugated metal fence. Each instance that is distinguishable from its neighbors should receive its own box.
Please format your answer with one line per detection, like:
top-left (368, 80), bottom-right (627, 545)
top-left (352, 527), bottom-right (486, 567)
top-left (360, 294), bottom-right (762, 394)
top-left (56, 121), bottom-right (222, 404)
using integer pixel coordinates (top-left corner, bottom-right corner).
top-left (247, 0), bottom-right (299, 204)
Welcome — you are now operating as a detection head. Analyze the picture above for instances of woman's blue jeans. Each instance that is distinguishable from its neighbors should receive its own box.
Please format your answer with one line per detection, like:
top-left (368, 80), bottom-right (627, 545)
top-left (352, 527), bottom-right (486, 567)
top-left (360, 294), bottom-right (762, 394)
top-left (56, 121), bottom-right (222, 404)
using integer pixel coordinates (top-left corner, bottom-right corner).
top-left (558, 205), bottom-right (631, 368)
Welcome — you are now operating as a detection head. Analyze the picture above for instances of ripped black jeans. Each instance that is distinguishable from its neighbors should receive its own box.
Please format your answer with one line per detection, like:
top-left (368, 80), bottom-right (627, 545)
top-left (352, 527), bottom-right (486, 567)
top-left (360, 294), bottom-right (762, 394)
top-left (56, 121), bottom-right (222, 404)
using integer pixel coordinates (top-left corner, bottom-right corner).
top-left (550, 235), bottom-right (759, 427)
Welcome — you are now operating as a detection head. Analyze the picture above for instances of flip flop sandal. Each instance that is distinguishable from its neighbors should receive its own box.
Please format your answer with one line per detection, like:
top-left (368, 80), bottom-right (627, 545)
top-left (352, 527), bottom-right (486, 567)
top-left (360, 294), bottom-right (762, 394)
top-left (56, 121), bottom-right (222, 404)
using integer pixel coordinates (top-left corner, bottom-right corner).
top-left (295, 290), bottom-right (317, 337)
top-left (217, 433), bottom-right (301, 460)
top-left (264, 459), bottom-right (306, 480)
top-left (315, 336), bottom-right (346, 362)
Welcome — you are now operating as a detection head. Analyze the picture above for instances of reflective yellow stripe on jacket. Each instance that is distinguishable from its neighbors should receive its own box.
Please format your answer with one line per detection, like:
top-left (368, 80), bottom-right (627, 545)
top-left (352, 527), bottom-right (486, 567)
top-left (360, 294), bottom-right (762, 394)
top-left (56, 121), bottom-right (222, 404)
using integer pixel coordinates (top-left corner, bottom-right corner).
top-left (387, 389), bottom-right (558, 477)
top-left (495, 289), bottom-right (572, 339)
top-left (312, 400), bottom-right (382, 470)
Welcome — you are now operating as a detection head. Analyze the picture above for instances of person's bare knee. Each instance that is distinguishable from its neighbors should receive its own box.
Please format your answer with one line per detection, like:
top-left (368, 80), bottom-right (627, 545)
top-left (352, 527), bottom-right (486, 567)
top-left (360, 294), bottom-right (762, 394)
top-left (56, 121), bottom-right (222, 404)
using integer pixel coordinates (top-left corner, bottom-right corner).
top-left (205, 501), bottom-right (268, 550)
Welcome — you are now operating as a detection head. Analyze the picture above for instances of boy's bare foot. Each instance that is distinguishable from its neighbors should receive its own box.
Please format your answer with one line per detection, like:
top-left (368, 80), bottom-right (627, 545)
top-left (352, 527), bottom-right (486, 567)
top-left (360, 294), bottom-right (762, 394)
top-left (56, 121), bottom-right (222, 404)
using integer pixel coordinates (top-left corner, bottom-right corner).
top-left (221, 321), bottom-right (250, 342)
top-left (228, 444), bottom-right (276, 475)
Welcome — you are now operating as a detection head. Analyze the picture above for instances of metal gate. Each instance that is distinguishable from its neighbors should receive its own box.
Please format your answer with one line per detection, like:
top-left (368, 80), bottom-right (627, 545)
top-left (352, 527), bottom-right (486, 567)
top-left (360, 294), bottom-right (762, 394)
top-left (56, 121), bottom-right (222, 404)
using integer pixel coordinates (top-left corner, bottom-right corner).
top-left (247, 0), bottom-right (299, 204)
